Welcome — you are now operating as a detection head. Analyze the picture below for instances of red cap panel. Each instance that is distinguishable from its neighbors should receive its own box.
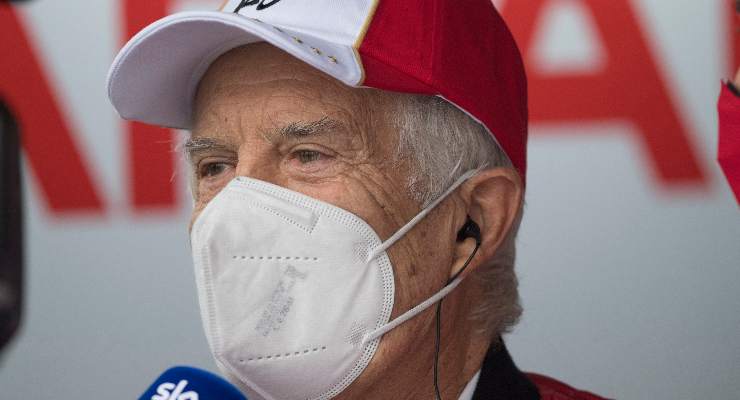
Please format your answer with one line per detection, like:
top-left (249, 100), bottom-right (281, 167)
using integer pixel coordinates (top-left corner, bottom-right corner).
top-left (359, 0), bottom-right (528, 178)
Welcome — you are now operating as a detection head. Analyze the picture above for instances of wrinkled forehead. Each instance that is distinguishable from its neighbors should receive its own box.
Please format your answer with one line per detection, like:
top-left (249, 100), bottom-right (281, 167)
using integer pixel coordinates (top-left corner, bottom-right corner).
top-left (192, 43), bottom-right (402, 147)
top-left (197, 44), bottom-right (347, 96)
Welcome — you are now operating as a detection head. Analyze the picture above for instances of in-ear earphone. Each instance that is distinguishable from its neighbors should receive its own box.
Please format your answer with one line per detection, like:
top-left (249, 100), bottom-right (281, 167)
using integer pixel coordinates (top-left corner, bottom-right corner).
top-left (456, 216), bottom-right (482, 245)
top-left (435, 215), bottom-right (482, 400)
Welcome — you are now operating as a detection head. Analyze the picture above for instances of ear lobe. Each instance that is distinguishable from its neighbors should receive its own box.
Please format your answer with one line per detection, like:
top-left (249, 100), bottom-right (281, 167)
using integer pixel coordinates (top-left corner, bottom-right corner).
top-left (448, 168), bottom-right (523, 279)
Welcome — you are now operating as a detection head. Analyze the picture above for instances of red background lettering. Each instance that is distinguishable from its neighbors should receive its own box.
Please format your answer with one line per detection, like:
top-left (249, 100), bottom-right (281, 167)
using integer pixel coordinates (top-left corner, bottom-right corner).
top-left (2, 0), bottom-right (733, 214)
top-left (0, 5), bottom-right (104, 214)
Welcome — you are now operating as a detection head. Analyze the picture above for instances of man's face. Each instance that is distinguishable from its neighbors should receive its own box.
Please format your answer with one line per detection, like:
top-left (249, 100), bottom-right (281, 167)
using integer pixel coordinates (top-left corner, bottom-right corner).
top-left (189, 43), bottom-right (467, 396)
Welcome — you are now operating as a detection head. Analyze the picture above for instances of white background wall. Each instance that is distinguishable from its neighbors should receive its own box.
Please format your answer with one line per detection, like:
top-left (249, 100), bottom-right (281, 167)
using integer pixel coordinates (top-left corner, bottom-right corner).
top-left (1, 1), bottom-right (738, 399)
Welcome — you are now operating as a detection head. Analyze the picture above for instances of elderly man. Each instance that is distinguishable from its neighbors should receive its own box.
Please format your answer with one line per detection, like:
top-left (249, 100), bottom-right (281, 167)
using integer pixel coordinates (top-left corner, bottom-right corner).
top-left (108, 1), bottom-right (605, 399)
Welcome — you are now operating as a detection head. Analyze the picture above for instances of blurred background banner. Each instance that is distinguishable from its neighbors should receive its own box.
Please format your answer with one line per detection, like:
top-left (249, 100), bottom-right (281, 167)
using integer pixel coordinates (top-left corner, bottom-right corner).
top-left (0, 0), bottom-right (738, 398)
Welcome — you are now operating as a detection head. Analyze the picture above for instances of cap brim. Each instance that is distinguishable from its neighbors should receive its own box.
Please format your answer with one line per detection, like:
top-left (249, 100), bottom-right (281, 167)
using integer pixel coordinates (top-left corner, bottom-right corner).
top-left (107, 11), bottom-right (363, 129)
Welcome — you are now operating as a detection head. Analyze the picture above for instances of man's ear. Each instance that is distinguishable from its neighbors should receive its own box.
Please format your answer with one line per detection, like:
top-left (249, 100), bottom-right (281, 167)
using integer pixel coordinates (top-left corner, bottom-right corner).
top-left (448, 167), bottom-right (523, 279)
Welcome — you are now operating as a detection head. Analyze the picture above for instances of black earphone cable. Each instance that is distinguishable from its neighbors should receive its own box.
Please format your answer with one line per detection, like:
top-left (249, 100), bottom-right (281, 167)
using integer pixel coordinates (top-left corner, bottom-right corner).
top-left (433, 236), bottom-right (481, 400)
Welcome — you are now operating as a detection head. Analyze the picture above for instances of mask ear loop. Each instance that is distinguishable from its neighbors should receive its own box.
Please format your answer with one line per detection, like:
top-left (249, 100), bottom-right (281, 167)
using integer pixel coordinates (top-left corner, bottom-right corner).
top-left (364, 167), bottom-right (482, 263)
top-left (361, 166), bottom-right (485, 347)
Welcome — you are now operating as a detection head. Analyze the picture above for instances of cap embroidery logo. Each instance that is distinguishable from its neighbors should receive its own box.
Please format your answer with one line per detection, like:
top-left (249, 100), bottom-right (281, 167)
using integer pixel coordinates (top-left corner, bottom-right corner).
top-left (233, 0), bottom-right (283, 13)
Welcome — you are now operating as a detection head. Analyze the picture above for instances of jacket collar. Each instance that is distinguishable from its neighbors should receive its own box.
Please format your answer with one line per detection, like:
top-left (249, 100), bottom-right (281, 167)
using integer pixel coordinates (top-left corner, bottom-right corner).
top-left (472, 340), bottom-right (540, 400)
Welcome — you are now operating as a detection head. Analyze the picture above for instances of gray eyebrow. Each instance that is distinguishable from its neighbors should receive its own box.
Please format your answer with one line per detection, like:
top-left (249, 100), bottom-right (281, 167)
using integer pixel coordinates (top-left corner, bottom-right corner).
top-left (275, 116), bottom-right (341, 138)
top-left (183, 137), bottom-right (236, 160)
top-left (184, 117), bottom-right (342, 159)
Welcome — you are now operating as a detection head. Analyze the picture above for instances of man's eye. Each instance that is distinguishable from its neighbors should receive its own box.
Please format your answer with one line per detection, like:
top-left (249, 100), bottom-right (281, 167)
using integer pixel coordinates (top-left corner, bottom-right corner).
top-left (200, 162), bottom-right (229, 177)
top-left (295, 150), bottom-right (322, 163)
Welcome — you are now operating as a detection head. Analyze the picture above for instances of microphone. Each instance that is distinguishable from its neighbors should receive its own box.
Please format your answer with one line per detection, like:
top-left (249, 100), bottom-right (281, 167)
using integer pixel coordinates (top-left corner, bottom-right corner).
top-left (139, 366), bottom-right (246, 400)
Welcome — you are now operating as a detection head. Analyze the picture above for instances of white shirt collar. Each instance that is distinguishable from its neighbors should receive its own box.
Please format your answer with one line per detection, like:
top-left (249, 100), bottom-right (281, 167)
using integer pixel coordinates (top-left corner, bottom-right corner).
top-left (457, 370), bottom-right (481, 400)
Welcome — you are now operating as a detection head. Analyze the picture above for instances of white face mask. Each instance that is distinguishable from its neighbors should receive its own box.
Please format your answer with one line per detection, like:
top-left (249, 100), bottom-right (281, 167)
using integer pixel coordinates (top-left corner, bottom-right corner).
top-left (190, 170), bottom-right (477, 400)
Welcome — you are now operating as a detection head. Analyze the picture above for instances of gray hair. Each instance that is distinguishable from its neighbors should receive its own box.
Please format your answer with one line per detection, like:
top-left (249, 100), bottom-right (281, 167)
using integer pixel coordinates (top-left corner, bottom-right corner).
top-left (393, 94), bottom-right (524, 337)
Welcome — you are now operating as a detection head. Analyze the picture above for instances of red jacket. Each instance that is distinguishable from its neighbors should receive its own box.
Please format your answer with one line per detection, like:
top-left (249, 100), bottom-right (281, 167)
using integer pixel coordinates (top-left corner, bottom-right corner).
top-left (472, 343), bottom-right (609, 399)
top-left (527, 373), bottom-right (608, 400)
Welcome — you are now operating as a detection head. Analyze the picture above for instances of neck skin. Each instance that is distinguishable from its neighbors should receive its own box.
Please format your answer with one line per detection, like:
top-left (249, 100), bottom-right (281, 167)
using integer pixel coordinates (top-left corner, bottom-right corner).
top-left (336, 275), bottom-right (492, 400)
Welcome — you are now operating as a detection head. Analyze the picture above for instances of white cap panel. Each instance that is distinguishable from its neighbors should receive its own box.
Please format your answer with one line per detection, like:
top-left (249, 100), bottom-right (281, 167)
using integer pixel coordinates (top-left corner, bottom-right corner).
top-left (107, 11), bottom-right (363, 129)
top-left (222, 0), bottom-right (376, 45)
top-left (262, 23), bottom-right (364, 85)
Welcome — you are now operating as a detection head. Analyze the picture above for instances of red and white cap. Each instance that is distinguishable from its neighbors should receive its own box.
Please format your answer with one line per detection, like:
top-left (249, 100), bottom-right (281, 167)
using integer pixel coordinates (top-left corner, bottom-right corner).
top-left (107, 0), bottom-right (528, 177)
